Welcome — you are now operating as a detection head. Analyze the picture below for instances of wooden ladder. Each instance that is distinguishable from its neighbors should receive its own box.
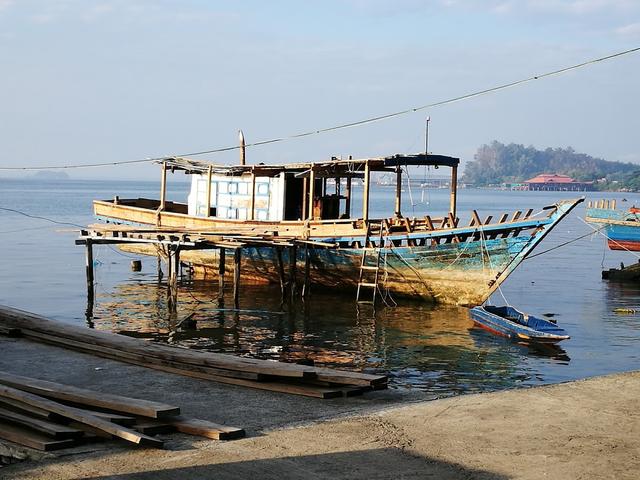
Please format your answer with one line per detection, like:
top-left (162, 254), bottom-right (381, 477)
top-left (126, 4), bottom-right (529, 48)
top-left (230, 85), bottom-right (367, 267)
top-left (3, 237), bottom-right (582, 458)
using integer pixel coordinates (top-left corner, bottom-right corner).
top-left (356, 222), bottom-right (385, 305)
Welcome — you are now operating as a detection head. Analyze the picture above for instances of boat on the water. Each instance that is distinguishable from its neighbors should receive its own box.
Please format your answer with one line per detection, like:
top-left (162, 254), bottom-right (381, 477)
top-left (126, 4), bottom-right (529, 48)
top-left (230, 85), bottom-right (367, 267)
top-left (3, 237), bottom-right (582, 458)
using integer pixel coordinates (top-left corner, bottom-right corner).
top-left (585, 200), bottom-right (640, 251)
top-left (89, 152), bottom-right (583, 306)
top-left (469, 306), bottom-right (570, 343)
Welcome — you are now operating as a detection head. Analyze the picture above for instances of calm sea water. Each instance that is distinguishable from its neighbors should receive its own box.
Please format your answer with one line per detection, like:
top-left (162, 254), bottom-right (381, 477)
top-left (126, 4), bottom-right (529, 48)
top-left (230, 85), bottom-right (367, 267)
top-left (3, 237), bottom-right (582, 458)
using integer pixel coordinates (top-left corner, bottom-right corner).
top-left (1, 177), bottom-right (639, 395)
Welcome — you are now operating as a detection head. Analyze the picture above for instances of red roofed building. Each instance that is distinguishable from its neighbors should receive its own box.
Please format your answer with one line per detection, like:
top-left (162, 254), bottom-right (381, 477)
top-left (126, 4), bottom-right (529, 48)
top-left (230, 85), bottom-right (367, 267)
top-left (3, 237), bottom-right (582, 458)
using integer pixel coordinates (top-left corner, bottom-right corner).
top-left (524, 174), bottom-right (593, 191)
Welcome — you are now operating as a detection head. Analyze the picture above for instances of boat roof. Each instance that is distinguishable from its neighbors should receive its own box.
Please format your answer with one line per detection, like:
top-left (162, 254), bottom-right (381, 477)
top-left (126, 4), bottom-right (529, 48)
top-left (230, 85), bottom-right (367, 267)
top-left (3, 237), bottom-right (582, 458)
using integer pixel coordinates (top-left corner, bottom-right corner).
top-left (159, 153), bottom-right (460, 177)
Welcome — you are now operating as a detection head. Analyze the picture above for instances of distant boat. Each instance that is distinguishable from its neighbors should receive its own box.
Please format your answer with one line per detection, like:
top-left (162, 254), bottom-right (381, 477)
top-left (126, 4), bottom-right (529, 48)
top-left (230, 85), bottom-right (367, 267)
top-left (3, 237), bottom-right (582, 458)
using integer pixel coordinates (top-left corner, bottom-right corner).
top-left (586, 200), bottom-right (640, 251)
top-left (469, 306), bottom-right (570, 343)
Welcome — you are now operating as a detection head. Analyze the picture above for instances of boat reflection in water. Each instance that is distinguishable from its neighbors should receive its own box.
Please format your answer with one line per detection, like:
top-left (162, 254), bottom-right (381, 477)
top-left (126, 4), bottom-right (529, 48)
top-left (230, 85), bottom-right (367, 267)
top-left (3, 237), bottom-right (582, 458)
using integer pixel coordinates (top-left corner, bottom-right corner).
top-left (89, 276), bottom-right (572, 396)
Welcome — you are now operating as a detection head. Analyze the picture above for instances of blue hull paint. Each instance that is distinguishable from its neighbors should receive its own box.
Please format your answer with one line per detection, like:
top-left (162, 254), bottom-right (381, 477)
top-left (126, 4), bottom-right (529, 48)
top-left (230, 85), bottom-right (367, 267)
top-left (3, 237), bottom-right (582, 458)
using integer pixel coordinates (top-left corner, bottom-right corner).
top-left (586, 207), bottom-right (640, 250)
top-left (469, 306), bottom-right (570, 343)
top-left (118, 198), bottom-right (583, 305)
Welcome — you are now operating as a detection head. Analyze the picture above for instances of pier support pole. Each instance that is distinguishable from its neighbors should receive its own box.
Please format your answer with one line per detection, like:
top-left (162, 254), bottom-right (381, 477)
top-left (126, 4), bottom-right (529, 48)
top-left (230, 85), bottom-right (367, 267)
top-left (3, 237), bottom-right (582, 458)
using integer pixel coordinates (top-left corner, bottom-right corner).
top-left (167, 246), bottom-right (180, 314)
top-left (218, 248), bottom-right (226, 301)
top-left (276, 247), bottom-right (286, 304)
top-left (233, 248), bottom-right (241, 308)
top-left (302, 244), bottom-right (311, 300)
top-left (85, 239), bottom-right (95, 325)
top-left (289, 245), bottom-right (297, 301)
top-left (157, 255), bottom-right (163, 284)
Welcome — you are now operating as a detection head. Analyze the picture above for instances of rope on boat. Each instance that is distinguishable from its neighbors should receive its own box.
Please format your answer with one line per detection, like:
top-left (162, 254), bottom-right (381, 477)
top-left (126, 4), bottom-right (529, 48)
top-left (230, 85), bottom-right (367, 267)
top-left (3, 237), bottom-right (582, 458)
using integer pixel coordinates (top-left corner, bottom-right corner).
top-left (377, 233), bottom-right (398, 308)
top-left (524, 223), bottom-right (606, 260)
top-left (478, 223), bottom-right (511, 307)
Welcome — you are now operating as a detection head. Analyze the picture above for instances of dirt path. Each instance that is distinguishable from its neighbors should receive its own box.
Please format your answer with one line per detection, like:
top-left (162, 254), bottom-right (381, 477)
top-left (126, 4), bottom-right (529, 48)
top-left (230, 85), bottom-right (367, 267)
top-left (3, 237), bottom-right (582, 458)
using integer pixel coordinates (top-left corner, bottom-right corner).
top-left (3, 370), bottom-right (638, 480)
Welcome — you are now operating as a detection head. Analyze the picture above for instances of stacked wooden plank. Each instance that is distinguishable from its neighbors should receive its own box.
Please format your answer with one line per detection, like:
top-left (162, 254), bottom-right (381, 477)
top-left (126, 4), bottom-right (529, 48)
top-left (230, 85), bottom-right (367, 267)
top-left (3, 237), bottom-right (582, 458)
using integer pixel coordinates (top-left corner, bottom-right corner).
top-left (0, 371), bottom-right (244, 451)
top-left (0, 306), bottom-right (387, 398)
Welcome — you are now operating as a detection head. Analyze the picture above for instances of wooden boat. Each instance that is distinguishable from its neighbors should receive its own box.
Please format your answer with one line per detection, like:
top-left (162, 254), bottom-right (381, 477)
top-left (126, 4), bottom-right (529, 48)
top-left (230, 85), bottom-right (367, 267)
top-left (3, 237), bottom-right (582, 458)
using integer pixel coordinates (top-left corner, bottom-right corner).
top-left (89, 152), bottom-right (583, 306)
top-left (469, 306), bottom-right (570, 343)
top-left (585, 200), bottom-right (640, 251)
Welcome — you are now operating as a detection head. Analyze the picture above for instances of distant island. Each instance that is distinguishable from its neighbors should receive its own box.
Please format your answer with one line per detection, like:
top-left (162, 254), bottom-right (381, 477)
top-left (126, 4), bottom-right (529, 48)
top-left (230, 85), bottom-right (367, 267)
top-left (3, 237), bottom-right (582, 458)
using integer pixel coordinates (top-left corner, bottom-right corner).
top-left (463, 141), bottom-right (639, 191)
top-left (30, 170), bottom-right (70, 180)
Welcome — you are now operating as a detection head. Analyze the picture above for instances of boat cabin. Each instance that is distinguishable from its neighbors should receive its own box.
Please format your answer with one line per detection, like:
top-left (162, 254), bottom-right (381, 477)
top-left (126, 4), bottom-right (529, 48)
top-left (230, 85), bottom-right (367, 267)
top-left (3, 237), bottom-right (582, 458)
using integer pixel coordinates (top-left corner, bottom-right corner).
top-left (161, 153), bottom-right (460, 224)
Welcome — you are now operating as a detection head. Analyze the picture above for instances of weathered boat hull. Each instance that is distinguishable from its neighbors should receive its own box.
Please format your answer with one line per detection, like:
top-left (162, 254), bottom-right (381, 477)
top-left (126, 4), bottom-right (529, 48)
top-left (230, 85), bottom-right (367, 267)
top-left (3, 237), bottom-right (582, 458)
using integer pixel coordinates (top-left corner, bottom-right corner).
top-left (120, 198), bottom-right (582, 306)
top-left (469, 306), bottom-right (570, 343)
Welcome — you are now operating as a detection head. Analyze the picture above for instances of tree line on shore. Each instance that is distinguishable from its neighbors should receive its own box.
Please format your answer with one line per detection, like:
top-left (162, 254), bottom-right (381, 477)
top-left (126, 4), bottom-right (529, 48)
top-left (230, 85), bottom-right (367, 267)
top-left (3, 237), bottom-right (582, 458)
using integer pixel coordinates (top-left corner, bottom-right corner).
top-left (463, 141), bottom-right (640, 190)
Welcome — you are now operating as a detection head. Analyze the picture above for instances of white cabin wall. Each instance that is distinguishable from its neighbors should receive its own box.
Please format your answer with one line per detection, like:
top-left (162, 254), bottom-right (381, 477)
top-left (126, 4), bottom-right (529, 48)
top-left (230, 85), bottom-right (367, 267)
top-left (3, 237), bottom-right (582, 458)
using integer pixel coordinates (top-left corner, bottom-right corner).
top-left (187, 172), bottom-right (286, 221)
top-left (187, 175), bottom-right (201, 216)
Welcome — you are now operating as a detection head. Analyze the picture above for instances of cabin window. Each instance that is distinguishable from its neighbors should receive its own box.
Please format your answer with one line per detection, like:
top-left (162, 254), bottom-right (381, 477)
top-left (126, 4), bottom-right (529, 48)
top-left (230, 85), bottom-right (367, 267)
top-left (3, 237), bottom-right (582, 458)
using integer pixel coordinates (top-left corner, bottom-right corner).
top-left (257, 183), bottom-right (269, 196)
top-left (257, 209), bottom-right (268, 221)
top-left (219, 182), bottom-right (229, 194)
top-left (238, 182), bottom-right (248, 195)
top-left (228, 182), bottom-right (238, 194)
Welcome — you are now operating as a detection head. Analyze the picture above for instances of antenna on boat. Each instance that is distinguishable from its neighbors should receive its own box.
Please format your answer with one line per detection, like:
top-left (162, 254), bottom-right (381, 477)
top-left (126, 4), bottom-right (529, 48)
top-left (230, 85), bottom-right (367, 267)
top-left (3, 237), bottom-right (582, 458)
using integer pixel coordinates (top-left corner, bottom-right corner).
top-left (425, 116), bottom-right (430, 156)
top-left (239, 130), bottom-right (246, 165)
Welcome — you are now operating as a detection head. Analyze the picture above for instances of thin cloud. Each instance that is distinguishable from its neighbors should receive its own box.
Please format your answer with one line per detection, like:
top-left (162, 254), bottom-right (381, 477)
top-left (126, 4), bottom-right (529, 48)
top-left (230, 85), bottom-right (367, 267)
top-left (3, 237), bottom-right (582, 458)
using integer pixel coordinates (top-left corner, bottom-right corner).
top-left (616, 22), bottom-right (640, 39)
top-left (0, 0), bottom-right (13, 12)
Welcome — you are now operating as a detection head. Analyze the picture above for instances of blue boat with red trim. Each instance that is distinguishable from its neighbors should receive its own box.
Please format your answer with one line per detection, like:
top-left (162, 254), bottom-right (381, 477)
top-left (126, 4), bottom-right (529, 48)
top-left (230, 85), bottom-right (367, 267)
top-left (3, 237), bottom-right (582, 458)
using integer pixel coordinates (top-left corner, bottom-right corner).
top-left (586, 201), bottom-right (640, 251)
top-left (469, 305), bottom-right (570, 343)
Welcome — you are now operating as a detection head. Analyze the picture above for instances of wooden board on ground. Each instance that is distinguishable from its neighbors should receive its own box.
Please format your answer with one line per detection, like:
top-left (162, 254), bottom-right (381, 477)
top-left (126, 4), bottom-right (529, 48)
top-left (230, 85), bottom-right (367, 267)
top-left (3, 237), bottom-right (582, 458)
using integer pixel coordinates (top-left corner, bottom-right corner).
top-left (0, 306), bottom-right (315, 379)
top-left (0, 371), bottom-right (180, 419)
top-left (0, 420), bottom-right (79, 451)
top-left (0, 406), bottom-right (84, 439)
top-left (0, 305), bottom-right (389, 398)
top-left (0, 384), bottom-right (163, 448)
top-left (169, 416), bottom-right (245, 440)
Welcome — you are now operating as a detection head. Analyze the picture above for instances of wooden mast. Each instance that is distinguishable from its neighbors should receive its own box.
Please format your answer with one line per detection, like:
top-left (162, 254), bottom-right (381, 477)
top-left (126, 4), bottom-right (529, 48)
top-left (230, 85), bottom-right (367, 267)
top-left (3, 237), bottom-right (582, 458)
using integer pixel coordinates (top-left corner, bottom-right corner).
top-left (239, 130), bottom-right (246, 166)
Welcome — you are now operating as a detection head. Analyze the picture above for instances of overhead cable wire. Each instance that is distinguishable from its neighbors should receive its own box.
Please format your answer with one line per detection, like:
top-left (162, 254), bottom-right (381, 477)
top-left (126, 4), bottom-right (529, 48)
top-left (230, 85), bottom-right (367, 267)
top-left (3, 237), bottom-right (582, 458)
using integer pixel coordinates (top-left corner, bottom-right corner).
top-left (0, 206), bottom-right (85, 229)
top-left (1, 46), bottom-right (638, 172)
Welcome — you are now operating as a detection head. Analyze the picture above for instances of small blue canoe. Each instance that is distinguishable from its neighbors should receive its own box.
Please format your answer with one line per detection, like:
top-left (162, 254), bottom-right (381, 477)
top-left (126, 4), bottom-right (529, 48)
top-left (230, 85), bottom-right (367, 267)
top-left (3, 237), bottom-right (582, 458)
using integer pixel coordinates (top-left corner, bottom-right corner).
top-left (469, 306), bottom-right (570, 343)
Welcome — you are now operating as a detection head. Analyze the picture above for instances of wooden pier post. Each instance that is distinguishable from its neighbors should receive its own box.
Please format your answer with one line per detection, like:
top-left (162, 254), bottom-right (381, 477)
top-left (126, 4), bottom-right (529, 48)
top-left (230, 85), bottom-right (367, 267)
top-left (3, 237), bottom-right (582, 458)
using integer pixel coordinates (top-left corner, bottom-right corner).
top-left (167, 246), bottom-right (180, 313)
top-left (85, 239), bottom-right (95, 306)
top-left (276, 247), bottom-right (286, 303)
top-left (157, 256), bottom-right (163, 284)
top-left (289, 245), bottom-right (297, 300)
top-left (218, 248), bottom-right (226, 301)
top-left (302, 244), bottom-right (311, 299)
top-left (85, 239), bottom-right (95, 324)
top-left (233, 248), bottom-right (241, 308)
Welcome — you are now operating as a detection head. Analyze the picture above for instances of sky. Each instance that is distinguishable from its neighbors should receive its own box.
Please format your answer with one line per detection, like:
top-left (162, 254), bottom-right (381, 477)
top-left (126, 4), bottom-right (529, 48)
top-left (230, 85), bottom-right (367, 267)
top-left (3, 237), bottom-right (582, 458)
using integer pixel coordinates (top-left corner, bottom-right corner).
top-left (0, 0), bottom-right (639, 179)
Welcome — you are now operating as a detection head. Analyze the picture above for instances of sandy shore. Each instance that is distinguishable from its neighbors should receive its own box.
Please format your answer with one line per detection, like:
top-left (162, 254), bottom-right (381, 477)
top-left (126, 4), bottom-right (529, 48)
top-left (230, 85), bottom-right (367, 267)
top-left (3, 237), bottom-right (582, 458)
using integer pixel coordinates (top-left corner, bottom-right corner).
top-left (1, 337), bottom-right (638, 479)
